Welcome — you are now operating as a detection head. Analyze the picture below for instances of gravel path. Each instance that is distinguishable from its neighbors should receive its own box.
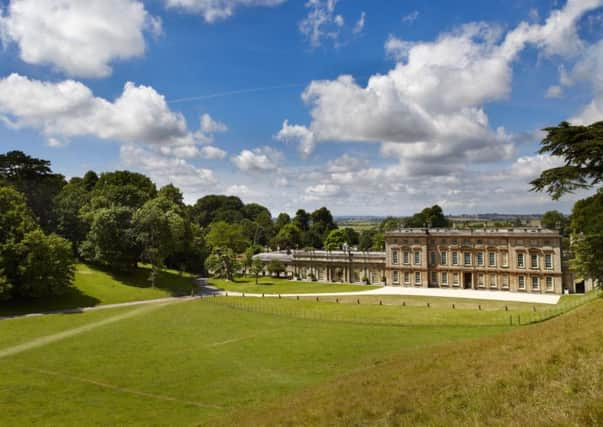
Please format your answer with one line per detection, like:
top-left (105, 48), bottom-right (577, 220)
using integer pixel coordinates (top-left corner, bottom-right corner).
top-left (218, 286), bottom-right (561, 304)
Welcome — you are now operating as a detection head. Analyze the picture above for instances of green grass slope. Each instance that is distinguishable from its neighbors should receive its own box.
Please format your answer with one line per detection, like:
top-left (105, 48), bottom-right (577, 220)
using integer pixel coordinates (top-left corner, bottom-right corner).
top-left (0, 263), bottom-right (194, 316)
top-left (0, 299), bottom-right (506, 426)
top-left (229, 298), bottom-right (603, 426)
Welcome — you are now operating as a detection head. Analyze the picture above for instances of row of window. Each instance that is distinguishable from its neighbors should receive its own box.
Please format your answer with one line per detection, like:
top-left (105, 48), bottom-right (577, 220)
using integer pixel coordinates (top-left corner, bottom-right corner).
top-left (391, 249), bottom-right (554, 270)
top-left (392, 271), bottom-right (422, 285)
top-left (392, 271), bottom-right (556, 291)
top-left (392, 250), bottom-right (422, 265)
top-left (516, 253), bottom-right (554, 269)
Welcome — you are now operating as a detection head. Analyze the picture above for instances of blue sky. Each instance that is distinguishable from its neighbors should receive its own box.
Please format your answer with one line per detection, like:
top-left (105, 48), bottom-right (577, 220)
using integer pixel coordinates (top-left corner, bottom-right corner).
top-left (0, 0), bottom-right (602, 215)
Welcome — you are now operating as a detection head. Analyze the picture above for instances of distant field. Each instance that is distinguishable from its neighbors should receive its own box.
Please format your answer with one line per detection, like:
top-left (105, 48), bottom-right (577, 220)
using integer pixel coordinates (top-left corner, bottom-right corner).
top-left (336, 219), bottom-right (381, 231)
top-left (210, 276), bottom-right (379, 294)
top-left (0, 299), bottom-right (506, 426)
top-left (0, 263), bottom-right (194, 316)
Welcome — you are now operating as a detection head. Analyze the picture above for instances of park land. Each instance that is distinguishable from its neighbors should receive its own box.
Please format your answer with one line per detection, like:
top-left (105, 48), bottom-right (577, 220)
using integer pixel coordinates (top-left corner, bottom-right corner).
top-left (0, 264), bottom-right (601, 426)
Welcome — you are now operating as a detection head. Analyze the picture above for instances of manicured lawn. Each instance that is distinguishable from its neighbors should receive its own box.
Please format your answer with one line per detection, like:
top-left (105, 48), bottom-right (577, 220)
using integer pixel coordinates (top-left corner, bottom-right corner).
top-left (300, 294), bottom-right (548, 311)
top-left (205, 296), bottom-right (533, 326)
top-left (233, 298), bottom-right (603, 426)
top-left (210, 276), bottom-right (379, 294)
top-left (0, 299), bottom-right (507, 426)
top-left (0, 263), bottom-right (195, 316)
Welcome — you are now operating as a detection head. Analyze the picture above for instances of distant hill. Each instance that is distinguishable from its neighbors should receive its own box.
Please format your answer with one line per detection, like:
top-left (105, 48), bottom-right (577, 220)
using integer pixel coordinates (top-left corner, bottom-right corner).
top-left (336, 213), bottom-right (547, 231)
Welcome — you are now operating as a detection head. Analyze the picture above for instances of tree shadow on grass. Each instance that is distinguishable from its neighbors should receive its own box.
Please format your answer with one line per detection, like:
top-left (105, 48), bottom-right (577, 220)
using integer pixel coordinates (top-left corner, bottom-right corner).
top-left (105, 266), bottom-right (194, 297)
top-left (0, 287), bottom-right (101, 317)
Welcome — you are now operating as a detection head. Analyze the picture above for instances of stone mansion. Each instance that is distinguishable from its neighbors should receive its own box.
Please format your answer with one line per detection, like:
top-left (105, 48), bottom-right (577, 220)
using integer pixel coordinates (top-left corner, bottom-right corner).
top-left (386, 228), bottom-right (564, 294)
top-left (255, 228), bottom-right (589, 295)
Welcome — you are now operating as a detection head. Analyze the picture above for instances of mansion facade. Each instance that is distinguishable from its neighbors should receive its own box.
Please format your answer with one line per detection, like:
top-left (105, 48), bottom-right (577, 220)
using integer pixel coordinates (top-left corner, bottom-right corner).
top-left (385, 228), bottom-right (564, 294)
top-left (255, 228), bottom-right (586, 295)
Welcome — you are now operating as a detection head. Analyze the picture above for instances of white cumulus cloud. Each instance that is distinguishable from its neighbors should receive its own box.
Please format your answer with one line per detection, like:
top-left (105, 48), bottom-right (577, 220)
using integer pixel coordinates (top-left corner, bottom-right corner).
top-left (120, 144), bottom-right (218, 202)
top-left (231, 146), bottom-right (283, 172)
top-left (281, 0), bottom-right (602, 171)
top-left (275, 120), bottom-right (316, 158)
top-left (304, 183), bottom-right (343, 200)
top-left (200, 145), bottom-right (227, 159)
top-left (0, 73), bottom-right (204, 150)
top-left (0, 0), bottom-right (161, 78)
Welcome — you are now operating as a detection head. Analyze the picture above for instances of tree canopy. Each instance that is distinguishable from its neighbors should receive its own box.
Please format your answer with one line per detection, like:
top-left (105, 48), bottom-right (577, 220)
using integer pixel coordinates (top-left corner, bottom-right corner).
top-left (405, 205), bottom-right (451, 228)
top-left (530, 121), bottom-right (603, 200)
top-left (205, 221), bottom-right (249, 253)
top-left (0, 150), bottom-right (65, 231)
top-left (0, 185), bottom-right (74, 300)
top-left (541, 210), bottom-right (569, 236)
top-left (531, 121), bottom-right (603, 284)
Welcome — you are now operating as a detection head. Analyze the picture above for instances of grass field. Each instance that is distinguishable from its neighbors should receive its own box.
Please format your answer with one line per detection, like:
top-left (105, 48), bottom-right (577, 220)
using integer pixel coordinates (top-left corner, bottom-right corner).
top-left (210, 276), bottom-right (379, 294)
top-left (0, 298), bottom-right (508, 426)
top-left (299, 294), bottom-right (549, 311)
top-left (0, 263), bottom-right (194, 316)
top-left (232, 298), bottom-right (603, 426)
top-left (202, 296), bottom-right (538, 326)
top-left (1, 278), bottom-right (600, 426)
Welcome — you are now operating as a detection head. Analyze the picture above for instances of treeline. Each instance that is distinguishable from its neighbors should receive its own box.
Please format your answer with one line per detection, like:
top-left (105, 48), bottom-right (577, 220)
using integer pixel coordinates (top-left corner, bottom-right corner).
top-left (0, 151), bottom-right (366, 300)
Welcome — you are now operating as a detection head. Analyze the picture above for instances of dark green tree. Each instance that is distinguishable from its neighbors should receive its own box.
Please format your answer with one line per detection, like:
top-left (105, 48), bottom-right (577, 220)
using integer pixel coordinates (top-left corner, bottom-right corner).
top-left (311, 207), bottom-right (337, 238)
top-left (342, 227), bottom-right (359, 246)
top-left (541, 210), bottom-right (569, 236)
top-left (16, 230), bottom-right (75, 298)
top-left (293, 209), bottom-right (311, 231)
top-left (324, 228), bottom-right (359, 250)
top-left (192, 195), bottom-right (244, 227)
top-left (205, 221), bottom-right (249, 253)
top-left (243, 245), bottom-right (262, 274)
top-left (250, 258), bottom-right (265, 284)
top-left (0, 185), bottom-right (74, 300)
top-left (254, 211), bottom-right (275, 245)
top-left (0, 150), bottom-right (65, 232)
top-left (274, 212), bottom-right (291, 233)
top-left (530, 121), bottom-right (603, 200)
top-left (358, 229), bottom-right (377, 251)
top-left (53, 181), bottom-right (91, 253)
top-left (324, 228), bottom-right (347, 250)
top-left (405, 205), bottom-right (451, 228)
top-left (300, 227), bottom-right (321, 249)
top-left (272, 223), bottom-right (302, 250)
top-left (80, 206), bottom-right (140, 270)
top-left (569, 189), bottom-right (603, 283)
top-left (242, 203), bottom-right (271, 222)
top-left (531, 121), bottom-right (603, 285)
top-left (0, 185), bottom-right (37, 299)
top-left (205, 247), bottom-right (239, 280)
top-left (82, 171), bottom-right (99, 192)
top-left (91, 171), bottom-right (157, 210)
top-left (158, 184), bottom-right (184, 206)
top-left (133, 198), bottom-right (176, 287)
